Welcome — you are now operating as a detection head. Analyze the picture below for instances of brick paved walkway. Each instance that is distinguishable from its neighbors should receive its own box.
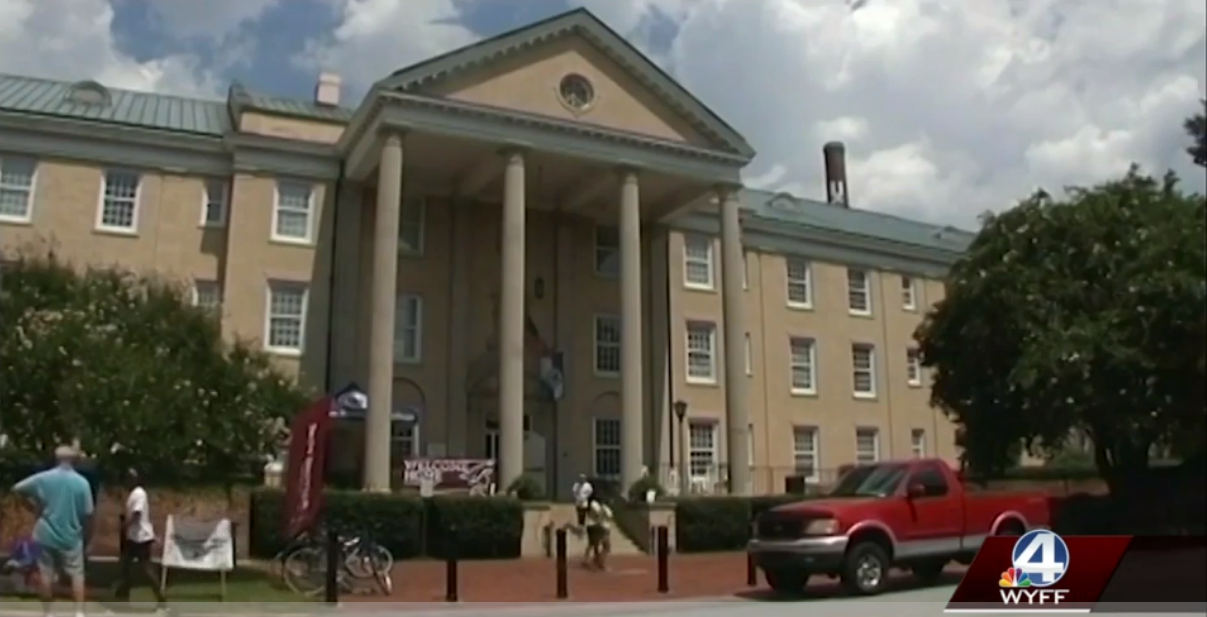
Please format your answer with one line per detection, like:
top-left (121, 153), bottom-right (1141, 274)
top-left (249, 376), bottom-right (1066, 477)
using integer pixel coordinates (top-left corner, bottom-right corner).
top-left (343, 554), bottom-right (967, 603)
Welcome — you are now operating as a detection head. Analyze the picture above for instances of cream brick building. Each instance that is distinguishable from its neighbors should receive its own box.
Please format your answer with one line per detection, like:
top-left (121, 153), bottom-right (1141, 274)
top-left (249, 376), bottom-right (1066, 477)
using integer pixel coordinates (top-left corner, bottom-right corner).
top-left (0, 9), bottom-right (972, 499)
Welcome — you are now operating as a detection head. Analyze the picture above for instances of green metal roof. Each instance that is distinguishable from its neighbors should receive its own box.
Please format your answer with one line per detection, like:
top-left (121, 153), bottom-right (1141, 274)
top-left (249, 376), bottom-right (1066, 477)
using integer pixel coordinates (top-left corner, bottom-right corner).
top-left (742, 188), bottom-right (975, 254)
top-left (0, 73), bottom-right (230, 136)
top-left (228, 81), bottom-right (355, 123)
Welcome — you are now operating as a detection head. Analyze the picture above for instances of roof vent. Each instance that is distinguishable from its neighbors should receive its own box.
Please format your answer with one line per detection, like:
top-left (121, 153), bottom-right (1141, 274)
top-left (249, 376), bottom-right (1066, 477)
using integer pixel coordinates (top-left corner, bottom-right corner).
top-left (822, 141), bottom-right (850, 207)
top-left (65, 80), bottom-right (111, 106)
top-left (315, 72), bottom-right (341, 107)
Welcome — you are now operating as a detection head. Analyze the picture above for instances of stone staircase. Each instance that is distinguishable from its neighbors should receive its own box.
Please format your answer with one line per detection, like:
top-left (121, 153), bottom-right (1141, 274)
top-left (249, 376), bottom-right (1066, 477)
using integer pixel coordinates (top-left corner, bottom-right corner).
top-left (544, 503), bottom-right (643, 557)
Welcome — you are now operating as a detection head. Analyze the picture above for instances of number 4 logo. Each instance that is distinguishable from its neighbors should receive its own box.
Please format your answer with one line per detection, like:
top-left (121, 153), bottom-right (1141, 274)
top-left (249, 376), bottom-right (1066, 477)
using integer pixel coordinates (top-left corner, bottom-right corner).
top-left (1011, 530), bottom-right (1070, 587)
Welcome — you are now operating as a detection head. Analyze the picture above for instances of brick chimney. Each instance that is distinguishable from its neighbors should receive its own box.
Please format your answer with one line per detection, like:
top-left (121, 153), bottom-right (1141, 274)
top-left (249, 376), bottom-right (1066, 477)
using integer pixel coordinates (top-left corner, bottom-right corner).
top-left (823, 141), bottom-right (850, 207)
top-left (315, 72), bottom-right (341, 107)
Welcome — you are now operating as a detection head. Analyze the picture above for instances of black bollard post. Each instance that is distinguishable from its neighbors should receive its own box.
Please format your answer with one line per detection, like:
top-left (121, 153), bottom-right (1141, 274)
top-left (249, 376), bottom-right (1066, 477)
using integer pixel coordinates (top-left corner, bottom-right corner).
top-left (445, 529), bottom-right (459, 602)
top-left (656, 525), bottom-right (669, 594)
top-left (746, 552), bottom-right (757, 587)
top-left (324, 527), bottom-right (339, 606)
top-left (555, 528), bottom-right (568, 599)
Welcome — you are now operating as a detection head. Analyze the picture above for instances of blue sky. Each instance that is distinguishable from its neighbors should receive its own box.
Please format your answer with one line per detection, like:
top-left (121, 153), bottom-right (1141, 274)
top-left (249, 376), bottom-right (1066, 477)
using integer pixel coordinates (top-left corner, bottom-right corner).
top-left (4, 0), bottom-right (1203, 226)
top-left (109, 0), bottom-right (677, 101)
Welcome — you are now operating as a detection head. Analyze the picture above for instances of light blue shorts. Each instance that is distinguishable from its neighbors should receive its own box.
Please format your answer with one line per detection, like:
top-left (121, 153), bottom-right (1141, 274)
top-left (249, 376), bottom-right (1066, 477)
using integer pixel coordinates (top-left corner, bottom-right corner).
top-left (36, 545), bottom-right (84, 583)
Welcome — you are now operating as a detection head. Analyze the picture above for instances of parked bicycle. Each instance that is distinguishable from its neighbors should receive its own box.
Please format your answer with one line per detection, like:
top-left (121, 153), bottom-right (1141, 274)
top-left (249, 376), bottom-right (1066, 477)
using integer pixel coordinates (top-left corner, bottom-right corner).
top-left (274, 525), bottom-right (393, 597)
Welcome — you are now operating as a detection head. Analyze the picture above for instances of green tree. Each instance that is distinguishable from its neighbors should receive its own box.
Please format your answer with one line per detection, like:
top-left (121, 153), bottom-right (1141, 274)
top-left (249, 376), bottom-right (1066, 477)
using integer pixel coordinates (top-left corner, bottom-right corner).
top-left (0, 253), bottom-right (311, 484)
top-left (1185, 99), bottom-right (1207, 167)
top-left (916, 167), bottom-right (1206, 493)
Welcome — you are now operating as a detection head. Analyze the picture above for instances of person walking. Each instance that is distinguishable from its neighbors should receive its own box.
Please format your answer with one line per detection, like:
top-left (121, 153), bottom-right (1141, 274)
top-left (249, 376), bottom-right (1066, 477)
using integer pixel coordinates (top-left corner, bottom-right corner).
top-left (114, 469), bottom-right (167, 611)
top-left (12, 445), bottom-right (95, 617)
top-left (584, 494), bottom-right (614, 571)
top-left (571, 474), bottom-right (593, 530)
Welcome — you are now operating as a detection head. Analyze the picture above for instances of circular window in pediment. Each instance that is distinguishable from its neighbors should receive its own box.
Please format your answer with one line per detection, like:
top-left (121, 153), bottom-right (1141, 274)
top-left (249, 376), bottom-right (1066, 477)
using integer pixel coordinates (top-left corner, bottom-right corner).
top-left (558, 74), bottom-right (595, 112)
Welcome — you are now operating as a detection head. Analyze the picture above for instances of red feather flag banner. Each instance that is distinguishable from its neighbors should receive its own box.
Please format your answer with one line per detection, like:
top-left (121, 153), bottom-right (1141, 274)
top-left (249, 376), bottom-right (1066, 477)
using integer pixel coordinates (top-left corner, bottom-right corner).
top-left (945, 531), bottom-right (1205, 613)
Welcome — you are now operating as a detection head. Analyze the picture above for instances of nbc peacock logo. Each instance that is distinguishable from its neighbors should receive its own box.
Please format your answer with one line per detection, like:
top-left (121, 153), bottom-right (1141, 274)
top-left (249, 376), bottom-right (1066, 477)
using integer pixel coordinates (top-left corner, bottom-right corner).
top-left (999, 567), bottom-right (1033, 588)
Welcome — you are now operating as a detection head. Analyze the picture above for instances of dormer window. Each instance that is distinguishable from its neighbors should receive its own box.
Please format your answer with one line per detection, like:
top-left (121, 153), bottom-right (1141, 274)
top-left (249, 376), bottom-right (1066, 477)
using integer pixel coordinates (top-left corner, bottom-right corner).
top-left (65, 80), bottom-right (111, 106)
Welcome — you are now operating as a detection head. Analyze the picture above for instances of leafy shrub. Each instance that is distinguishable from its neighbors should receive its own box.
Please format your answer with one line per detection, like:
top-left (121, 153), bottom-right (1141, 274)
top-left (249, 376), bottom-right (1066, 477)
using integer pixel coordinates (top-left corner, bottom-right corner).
top-left (674, 494), bottom-right (805, 553)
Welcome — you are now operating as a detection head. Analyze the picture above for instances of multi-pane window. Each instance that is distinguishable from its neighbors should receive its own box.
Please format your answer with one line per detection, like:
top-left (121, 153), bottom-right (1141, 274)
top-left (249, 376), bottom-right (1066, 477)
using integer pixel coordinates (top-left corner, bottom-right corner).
top-left (202, 180), bottom-right (228, 227)
top-left (685, 321), bottom-right (716, 383)
top-left (901, 276), bottom-right (917, 310)
top-left (98, 170), bottom-right (140, 232)
top-left (856, 427), bottom-right (880, 465)
top-left (683, 235), bottom-right (714, 289)
top-left (906, 348), bottom-right (922, 386)
top-left (192, 280), bottom-right (222, 312)
top-left (852, 343), bottom-right (876, 397)
top-left (395, 294), bottom-right (423, 362)
top-left (742, 251), bottom-right (750, 290)
top-left (273, 181), bottom-right (313, 242)
top-left (847, 268), bottom-right (871, 314)
top-left (687, 421), bottom-right (717, 480)
top-left (594, 226), bottom-right (619, 277)
top-left (0, 156), bottom-right (36, 222)
top-left (911, 429), bottom-right (927, 458)
top-left (785, 257), bottom-right (813, 307)
top-left (399, 197), bottom-right (425, 254)
top-left (594, 315), bottom-right (621, 375)
top-left (789, 337), bottom-right (817, 394)
top-left (265, 283), bottom-right (307, 353)
top-left (593, 418), bottom-right (621, 478)
top-left (743, 333), bottom-right (753, 376)
top-left (792, 427), bottom-right (820, 481)
top-left (391, 421), bottom-right (419, 460)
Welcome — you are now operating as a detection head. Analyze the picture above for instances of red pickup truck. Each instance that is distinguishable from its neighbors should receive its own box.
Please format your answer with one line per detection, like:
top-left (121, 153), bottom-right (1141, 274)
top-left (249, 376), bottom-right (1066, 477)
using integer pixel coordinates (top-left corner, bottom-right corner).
top-left (747, 458), bottom-right (1050, 596)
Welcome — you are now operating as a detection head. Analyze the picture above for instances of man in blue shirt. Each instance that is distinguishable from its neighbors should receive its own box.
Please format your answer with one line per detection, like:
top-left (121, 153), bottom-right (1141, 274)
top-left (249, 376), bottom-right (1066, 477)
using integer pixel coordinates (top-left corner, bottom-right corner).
top-left (13, 445), bottom-right (95, 617)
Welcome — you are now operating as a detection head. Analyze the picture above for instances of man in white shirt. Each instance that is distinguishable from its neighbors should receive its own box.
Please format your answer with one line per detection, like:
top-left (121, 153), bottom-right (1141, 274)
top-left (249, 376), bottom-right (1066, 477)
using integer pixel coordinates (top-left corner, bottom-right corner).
top-left (571, 474), bottom-right (593, 529)
top-left (114, 470), bottom-right (166, 609)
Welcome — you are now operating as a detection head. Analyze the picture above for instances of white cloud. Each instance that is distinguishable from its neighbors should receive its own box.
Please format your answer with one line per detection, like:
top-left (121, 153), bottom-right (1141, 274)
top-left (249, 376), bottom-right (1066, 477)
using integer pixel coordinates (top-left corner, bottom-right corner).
top-left (294, 0), bottom-right (478, 96)
top-left (142, 0), bottom-right (280, 41)
top-left (0, 0), bottom-right (220, 97)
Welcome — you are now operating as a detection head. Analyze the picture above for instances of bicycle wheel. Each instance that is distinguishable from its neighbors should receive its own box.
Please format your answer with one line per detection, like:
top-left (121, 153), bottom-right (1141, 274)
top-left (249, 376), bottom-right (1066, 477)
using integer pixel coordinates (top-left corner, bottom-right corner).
top-left (282, 546), bottom-right (327, 597)
top-left (346, 543), bottom-right (393, 579)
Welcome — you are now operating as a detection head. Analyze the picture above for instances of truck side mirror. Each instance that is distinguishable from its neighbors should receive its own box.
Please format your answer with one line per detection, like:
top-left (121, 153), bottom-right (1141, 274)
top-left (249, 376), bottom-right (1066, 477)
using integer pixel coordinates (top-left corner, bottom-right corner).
top-left (907, 483), bottom-right (926, 499)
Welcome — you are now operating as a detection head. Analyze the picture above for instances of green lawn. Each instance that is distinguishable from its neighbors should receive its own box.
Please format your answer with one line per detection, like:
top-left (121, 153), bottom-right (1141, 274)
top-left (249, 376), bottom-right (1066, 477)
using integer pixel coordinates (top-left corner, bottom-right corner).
top-left (2, 558), bottom-right (308, 608)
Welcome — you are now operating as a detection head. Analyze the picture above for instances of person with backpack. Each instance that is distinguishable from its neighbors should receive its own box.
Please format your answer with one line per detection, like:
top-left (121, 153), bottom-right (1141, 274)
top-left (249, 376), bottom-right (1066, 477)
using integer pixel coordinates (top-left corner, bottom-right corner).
top-left (583, 494), bottom-right (614, 571)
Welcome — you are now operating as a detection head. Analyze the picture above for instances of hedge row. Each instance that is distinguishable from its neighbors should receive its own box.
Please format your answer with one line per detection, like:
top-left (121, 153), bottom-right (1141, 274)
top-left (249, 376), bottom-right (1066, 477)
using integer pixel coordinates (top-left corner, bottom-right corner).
top-left (248, 489), bottom-right (524, 560)
top-left (674, 495), bottom-right (811, 553)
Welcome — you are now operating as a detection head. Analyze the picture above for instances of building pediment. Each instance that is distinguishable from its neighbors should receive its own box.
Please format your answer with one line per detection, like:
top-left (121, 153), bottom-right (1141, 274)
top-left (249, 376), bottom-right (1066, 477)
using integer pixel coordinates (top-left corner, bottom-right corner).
top-left (373, 8), bottom-right (753, 160)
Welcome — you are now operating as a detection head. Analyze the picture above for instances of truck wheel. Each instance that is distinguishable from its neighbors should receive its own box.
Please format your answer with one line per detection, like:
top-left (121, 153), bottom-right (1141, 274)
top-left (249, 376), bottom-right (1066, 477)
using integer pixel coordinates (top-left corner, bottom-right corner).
top-left (912, 559), bottom-right (947, 584)
top-left (842, 542), bottom-right (890, 596)
top-left (765, 569), bottom-right (810, 595)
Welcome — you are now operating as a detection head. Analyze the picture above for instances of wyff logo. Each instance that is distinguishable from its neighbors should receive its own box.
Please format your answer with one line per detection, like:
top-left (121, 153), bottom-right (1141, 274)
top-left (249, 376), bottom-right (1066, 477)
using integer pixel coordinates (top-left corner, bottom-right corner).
top-left (999, 530), bottom-right (1071, 606)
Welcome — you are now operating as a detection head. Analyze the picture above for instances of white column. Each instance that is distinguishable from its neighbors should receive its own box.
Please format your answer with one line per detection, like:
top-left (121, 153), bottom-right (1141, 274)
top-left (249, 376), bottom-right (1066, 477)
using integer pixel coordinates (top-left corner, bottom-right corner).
top-left (364, 133), bottom-right (403, 491)
top-left (719, 186), bottom-right (750, 495)
top-left (618, 168), bottom-right (644, 491)
top-left (498, 149), bottom-right (527, 490)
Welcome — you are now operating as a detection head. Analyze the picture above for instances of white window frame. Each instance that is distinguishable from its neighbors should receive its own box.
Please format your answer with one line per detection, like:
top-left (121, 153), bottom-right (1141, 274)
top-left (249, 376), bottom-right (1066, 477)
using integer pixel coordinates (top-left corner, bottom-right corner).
top-left (592, 417), bottom-right (621, 479)
top-left (856, 427), bottom-right (881, 465)
top-left (395, 293), bottom-right (423, 363)
top-left (593, 314), bottom-right (621, 377)
top-left (906, 348), bottom-right (923, 387)
top-left (271, 180), bottom-right (315, 244)
top-left (789, 337), bottom-right (818, 395)
top-left (792, 426), bottom-right (820, 482)
top-left (399, 197), bottom-right (426, 255)
top-left (847, 268), bottom-right (872, 316)
top-left (264, 282), bottom-right (309, 356)
top-left (391, 421), bottom-right (421, 460)
top-left (901, 275), bottom-right (917, 311)
top-left (785, 257), bottom-right (813, 309)
top-left (852, 343), bottom-right (877, 398)
top-left (0, 155), bottom-right (37, 224)
top-left (910, 429), bottom-right (927, 458)
top-left (742, 251), bottom-right (750, 290)
top-left (191, 280), bottom-right (222, 312)
top-left (200, 179), bottom-right (229, 227)
top-left (683, 234), bottom-right (715, 290)
top-left (594, 225), bottom-right (619, 278)
top-left (685, 321), bottom-right (717, 384)
top-left (96, 170), bottom-right (141, 234)
top-left (743, 332), bottom-right (753, 376)
top-left (687, 421), bottom-right (718, 484)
